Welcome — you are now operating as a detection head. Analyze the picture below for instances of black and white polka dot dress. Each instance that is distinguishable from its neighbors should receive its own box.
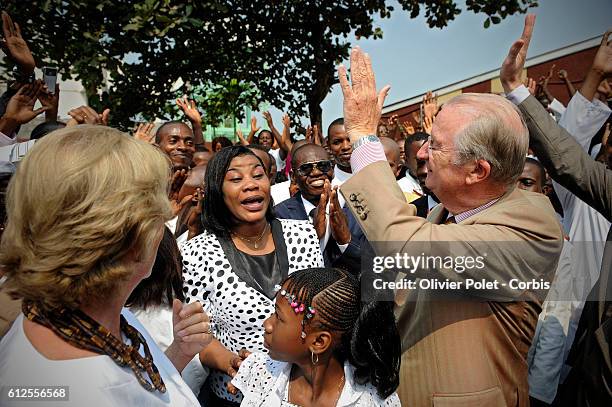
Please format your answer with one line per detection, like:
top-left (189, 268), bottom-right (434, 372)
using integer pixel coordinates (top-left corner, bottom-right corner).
top-left (180, 219), bottom-right (323, 403)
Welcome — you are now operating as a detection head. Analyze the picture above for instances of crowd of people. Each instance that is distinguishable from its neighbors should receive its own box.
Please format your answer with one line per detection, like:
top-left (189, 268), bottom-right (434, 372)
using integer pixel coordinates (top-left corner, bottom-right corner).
top-left (0, 9), bottom-right (610, 407)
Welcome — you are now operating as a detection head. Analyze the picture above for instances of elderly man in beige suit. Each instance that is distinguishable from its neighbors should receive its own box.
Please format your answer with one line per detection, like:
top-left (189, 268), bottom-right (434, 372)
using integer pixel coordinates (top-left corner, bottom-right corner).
top-left (337, 15), bottom-right (563, 407)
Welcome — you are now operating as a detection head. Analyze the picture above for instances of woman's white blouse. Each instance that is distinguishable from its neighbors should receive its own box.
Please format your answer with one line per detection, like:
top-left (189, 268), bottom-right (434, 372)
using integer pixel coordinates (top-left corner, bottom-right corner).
top-left (0, 309), bottom-right (199, 407)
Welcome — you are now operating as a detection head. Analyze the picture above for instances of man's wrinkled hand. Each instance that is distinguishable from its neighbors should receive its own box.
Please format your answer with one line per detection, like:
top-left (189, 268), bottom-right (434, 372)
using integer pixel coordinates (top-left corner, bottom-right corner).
top-left (500, 14), bottom-right (536, 94)
top-left (338, 46), bottom-right (390, 142)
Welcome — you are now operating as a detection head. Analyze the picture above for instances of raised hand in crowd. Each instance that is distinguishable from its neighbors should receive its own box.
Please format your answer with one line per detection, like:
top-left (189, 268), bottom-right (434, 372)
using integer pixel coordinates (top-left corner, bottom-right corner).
top-left (387, 114), bottom-right (399, 130)
top-left (262, 110), bottom-right (274, 130)
top-left (338, 46), bottom-right (390, 142)
top-left (312, 123), bottom-right (323, 145)
top-left (176, 96), bottom-right (201, 125)
top-left (176, 96), bottom-right (204, 146)
top-left (262, 110), bottom-right (284, 151)
top-left (133, 122), bottom-right (155, 144)
top-left (281, 113), bottom-right (293, 151)
top-left (165, 300), bottom-right (213, 372)
top-left (422, 91), bottom-right (438, 119)
top-left (558, 68), bottom-right (576, 97)
top-left (525, 77), bottom-right (537, 95)
top-left (411, 111), bottom-right (422, 131)
top-left (305, 125), bottom-right (314, 144)
top-left (538, 65), bottom-right (556, 104)
top-left (576, 30), bottom-right (611, 102)
top-left (1, 11), bottom-right (35, 75)
top-left (401, 120), bottom-right (415, 136)
top-left (423, 115), bottom-right (433, 134)
top-left (0, 81), bottom-right (49, 135)
top-left (313, 179), bottom-right (331, 239)
top-left (169, 168), bottom-right (192, 216)
top-left (329, 185), bottom-right (351, 245)
top-left (67, 105), bottom-right (110, 126)
top-left (386, 114), bottom-right (402, 140)
top-left (500, 14), bottom-right (536, 94)
top-left (38, 84), bottom-right (60, 122)
top-left (236, 128), bottom-right (249, 146)
top-left (247, 116), bottom-right (260, 144)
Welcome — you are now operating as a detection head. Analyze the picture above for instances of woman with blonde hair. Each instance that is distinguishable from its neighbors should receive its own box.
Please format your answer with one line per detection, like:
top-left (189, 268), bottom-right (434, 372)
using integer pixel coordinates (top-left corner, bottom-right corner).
top-left (0, 126), bottom-right (211, 406)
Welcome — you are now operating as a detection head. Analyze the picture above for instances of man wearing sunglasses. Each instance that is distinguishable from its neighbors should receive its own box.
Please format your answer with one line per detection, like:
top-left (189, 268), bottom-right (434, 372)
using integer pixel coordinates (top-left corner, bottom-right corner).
top-left (274, 143), bottom-right (367, 275)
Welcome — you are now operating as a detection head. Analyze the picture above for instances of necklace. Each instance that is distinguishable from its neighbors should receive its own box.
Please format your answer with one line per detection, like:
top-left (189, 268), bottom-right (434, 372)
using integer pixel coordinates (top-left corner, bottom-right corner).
top-left (231, 222), bottom-right (270, 249)
top-left (287, 369), bottom-right (345, 407)
top-left (23, 301), bottom-right (166, 393)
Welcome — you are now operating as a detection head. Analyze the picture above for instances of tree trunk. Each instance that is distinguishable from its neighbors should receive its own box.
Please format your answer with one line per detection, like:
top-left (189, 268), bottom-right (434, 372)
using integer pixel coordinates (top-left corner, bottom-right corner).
top-left (308, 101), bottom-right (322, 129)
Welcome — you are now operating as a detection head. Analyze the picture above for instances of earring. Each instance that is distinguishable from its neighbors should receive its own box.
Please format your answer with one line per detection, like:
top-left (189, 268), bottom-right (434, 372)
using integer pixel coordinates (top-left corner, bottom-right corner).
top-left (311, 351), bottom-right (319, 366)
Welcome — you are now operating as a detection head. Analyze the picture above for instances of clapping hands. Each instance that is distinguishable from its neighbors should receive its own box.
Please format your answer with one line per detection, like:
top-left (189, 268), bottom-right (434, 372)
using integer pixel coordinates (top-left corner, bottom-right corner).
top-left (4, 81), bottom-right (49, 124)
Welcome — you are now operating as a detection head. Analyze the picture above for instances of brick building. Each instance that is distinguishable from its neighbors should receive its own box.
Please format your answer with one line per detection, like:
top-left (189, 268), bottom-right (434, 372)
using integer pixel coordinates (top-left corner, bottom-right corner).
top-left (381, 36), bottom-right (603, 125)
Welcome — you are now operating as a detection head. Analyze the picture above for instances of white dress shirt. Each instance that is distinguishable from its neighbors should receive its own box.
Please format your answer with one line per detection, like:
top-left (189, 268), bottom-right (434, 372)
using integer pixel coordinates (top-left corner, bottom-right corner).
top-left (0, 131), bottom-right (16, 147)
top-left (397, 173), bottom-right (423, 195)
top-left (269, 148), bottom-right (286, 171)
top-left (301, 195), bottom-right (348, 254)
top-left (271, 180), bottom-right (291, 205)
top-left (0, 310), bottom-right (200, 407)
top-left (331, 164), bottom-right (352, 208)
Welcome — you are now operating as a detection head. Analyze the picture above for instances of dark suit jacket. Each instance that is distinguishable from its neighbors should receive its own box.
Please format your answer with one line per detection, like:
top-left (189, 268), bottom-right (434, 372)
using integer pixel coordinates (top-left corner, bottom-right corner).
top-left (519, 94), bottom-right (612, 406)
top-left (410, 194), bottom-right (429, 218)
top-left (274, 192), bottom-right (369, 276)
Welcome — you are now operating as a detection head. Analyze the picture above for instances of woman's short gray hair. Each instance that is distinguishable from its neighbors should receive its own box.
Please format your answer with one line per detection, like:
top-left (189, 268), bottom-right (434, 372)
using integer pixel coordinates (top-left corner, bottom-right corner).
top-left (446, 93), bottom-right (529, 186)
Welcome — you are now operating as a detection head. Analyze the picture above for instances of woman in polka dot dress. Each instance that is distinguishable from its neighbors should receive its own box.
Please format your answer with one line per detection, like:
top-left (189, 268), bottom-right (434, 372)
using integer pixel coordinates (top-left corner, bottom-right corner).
top-left (181, 146), bottom-right (323, 406)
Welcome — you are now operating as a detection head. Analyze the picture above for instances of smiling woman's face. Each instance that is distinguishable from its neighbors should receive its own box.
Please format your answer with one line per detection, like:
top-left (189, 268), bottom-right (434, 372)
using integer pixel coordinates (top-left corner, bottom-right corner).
top-left (222, 154), bottom-right (270, 225)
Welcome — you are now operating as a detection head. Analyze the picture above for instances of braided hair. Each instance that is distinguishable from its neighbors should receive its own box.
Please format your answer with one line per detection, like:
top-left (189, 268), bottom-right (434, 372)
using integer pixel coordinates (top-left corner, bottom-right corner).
top-left (282, 268), bottom-right (400, 399)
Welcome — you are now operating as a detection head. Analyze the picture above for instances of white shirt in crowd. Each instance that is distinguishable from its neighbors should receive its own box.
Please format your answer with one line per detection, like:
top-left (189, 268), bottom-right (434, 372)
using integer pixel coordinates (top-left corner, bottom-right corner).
top-left (527, 239), bottom-right (575, 404)
top-left (271, 179), bottom-right (291, 205)
top-left (548, 98), bottom-right (566, 122)
top-left (0, 309), bottom-right (199, 407)
top-left (269, 148), bottom-right (286, 172)
top-left (331, 164), bottom-right (352, 208)
top-left (232, 352), bottom-right (401, 407)
top-left (130, 306), bottom-right (209, 397)
top-left (0, 131), bottom-right (16, 147)
top-left (397, 173), bottom-right (423, 195)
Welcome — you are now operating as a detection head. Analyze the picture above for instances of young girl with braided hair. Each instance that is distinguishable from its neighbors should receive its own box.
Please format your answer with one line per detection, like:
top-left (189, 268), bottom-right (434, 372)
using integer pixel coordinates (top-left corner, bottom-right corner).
top-left (230, 267), bottom-right (401, 406)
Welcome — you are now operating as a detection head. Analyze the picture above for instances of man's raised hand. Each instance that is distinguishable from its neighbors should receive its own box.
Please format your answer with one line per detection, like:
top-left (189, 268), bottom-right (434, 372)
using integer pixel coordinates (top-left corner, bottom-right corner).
top-left (592, 30), bottom-right (612, 77)
top-left (176, 96), bottom-right (202, 125)
top-left (134, 122), bottom-right (156, 144)
top-left (422, 91), bottom-right (438, 120)
top-left (338, 46), bottom-right (390, 142)
top-left (1, 11), bottom-right (35, 74)
top-left (500, 14), bottom-right (536, 94)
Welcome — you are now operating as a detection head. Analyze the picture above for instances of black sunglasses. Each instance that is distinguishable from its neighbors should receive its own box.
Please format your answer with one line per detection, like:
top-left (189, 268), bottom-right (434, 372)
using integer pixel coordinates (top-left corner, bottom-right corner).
top-left (296, 160), bottom-right (333, 176)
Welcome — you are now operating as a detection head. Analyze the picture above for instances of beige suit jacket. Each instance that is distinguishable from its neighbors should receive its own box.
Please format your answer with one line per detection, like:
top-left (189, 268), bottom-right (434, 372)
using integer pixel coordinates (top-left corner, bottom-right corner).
top-left (341, 161), bottom-right (563, 407)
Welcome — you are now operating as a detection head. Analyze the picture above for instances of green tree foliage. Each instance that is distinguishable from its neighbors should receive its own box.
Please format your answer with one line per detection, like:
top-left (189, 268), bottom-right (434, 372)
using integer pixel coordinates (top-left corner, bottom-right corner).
top-left (0, 0), bottom-right (537, 129)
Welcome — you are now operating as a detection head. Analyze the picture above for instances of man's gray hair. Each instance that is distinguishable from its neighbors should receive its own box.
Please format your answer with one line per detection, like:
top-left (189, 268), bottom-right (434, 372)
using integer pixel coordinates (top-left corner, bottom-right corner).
top-left (446, 93), bottom-right (529, 186)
